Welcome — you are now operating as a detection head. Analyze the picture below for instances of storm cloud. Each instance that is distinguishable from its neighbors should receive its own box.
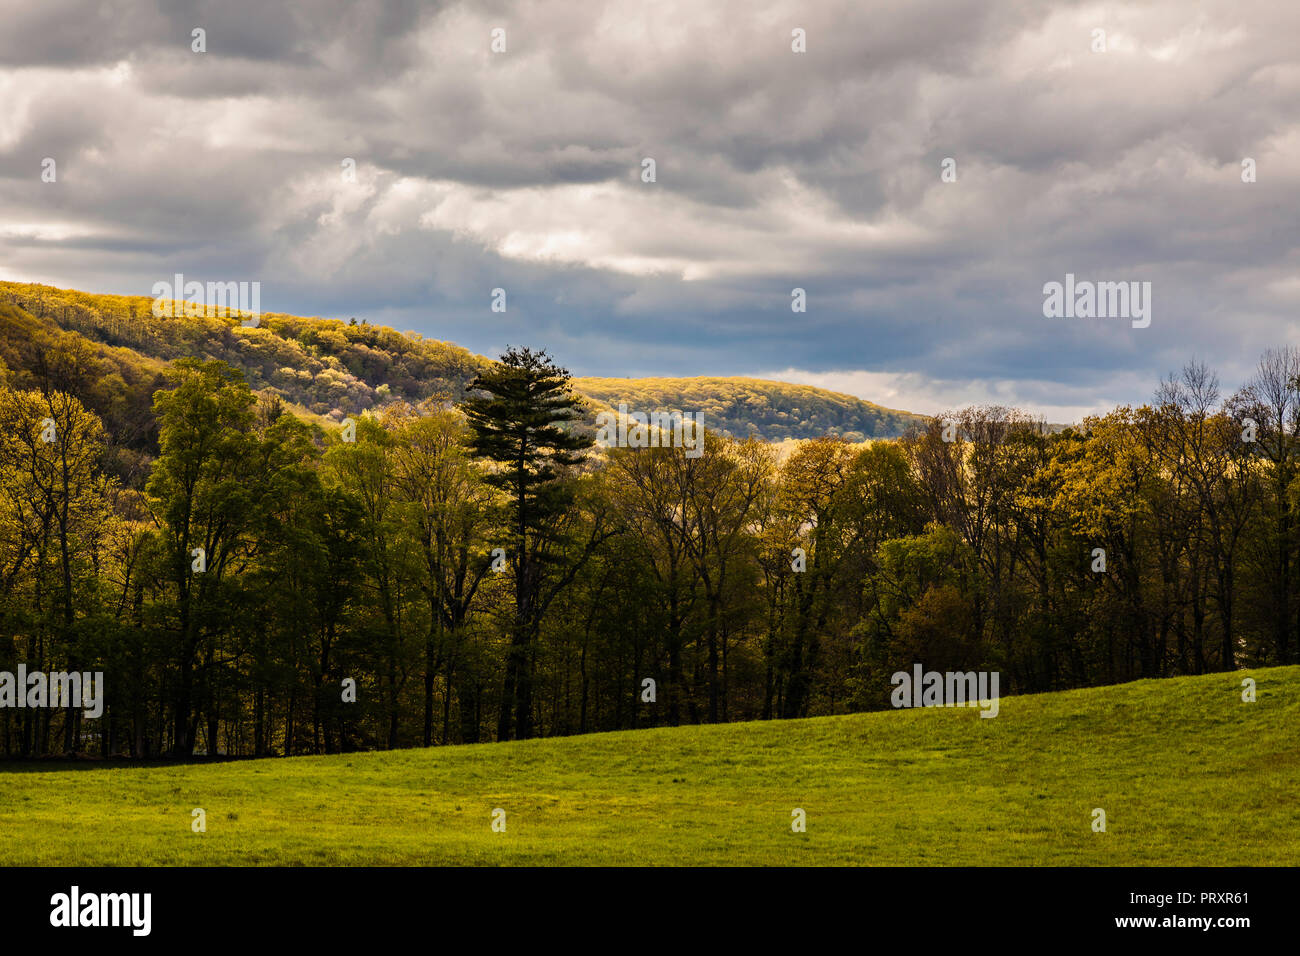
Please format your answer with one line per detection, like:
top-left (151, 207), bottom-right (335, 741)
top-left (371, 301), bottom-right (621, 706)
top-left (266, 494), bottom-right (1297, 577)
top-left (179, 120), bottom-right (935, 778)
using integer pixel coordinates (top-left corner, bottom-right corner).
top-left (1, 0), bottom-right (1296, 420)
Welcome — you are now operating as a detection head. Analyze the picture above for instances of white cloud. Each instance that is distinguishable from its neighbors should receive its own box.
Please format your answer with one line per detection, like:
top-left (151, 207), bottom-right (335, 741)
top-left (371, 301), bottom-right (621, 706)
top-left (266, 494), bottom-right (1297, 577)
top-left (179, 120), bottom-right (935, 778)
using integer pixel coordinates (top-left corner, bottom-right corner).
top-left (756, 367), bottom-right (1155, 422)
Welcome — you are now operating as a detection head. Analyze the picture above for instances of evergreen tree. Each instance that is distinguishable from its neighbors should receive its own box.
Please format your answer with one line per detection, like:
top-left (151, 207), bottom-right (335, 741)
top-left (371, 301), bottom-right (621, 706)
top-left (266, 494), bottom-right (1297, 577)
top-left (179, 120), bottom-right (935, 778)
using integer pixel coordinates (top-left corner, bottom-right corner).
top-left (459, 347), bottom-right (593, 739)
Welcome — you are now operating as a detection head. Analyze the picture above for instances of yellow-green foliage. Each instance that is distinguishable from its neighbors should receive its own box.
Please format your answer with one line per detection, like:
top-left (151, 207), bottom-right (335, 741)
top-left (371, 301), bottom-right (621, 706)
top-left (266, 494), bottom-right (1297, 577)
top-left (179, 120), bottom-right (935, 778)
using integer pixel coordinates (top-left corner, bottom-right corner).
top-left (0, 283), bottom-right (925, 445)
top-left (576, 375), bottom-right (924, 442)
top-left (0, 282), bottom-right (488, 424)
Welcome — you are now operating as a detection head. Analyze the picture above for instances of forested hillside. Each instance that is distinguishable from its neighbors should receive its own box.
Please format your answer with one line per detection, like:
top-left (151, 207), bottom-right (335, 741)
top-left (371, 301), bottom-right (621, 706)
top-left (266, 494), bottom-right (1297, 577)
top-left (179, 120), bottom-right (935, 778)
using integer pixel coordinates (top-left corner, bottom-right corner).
top-left (2, 281), bottom-right (1299, 763)
top-left (0, 283), bottom-right (488, 485)
top-left (0, 284), bottom-right (920, 475)
top-left (575, 376), bottom-right (924, 441)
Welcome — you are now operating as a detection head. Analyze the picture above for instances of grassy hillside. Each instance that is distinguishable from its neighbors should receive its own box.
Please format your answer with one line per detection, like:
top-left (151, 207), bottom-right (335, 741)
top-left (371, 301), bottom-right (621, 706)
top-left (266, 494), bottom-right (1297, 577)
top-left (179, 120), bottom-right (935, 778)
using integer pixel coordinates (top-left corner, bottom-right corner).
top-left (2, 666), bottom-right (1296, 866)
top-left (576, 376), bottom-right (925, 441)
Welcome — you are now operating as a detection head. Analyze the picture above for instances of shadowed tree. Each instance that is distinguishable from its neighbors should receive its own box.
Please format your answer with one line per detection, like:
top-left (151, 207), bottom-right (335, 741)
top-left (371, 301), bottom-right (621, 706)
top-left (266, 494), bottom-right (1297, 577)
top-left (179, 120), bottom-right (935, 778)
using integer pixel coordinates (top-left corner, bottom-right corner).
top-left (459, 347), bottom-right (595, 740)
top-left (145, 359), bottom-right (260, 756)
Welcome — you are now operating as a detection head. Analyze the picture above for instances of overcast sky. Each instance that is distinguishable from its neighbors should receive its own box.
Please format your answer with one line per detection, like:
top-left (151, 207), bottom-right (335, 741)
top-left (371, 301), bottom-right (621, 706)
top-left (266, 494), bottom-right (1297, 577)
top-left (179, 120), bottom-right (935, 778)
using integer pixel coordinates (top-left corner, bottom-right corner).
top-left (1, 0), bottom-right (1296, 420)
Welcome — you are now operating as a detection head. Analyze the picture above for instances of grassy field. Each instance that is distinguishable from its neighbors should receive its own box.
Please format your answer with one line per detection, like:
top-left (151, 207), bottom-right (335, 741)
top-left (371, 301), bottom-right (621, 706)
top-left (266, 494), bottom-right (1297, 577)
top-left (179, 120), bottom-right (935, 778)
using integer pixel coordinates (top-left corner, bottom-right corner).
top-left (2, 666), bottom-right (1297, 866)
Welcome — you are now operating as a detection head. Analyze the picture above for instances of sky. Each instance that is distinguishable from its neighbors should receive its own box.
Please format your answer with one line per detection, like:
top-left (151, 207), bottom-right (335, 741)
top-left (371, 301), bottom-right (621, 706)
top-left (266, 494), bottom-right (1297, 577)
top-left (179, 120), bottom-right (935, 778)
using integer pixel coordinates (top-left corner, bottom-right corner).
top-left (1, 0), bottom-right (1297, 421)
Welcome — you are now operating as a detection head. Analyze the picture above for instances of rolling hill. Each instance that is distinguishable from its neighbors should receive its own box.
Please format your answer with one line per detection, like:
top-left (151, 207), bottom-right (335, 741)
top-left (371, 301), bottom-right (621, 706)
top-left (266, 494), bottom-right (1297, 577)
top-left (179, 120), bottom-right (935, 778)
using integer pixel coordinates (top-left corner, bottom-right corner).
top-left (1, 666), bottom-right (1295, 866)
top-left (574, 376), bottom-right (924, 442)
top-left (0, 283), bottom-right (927, 476)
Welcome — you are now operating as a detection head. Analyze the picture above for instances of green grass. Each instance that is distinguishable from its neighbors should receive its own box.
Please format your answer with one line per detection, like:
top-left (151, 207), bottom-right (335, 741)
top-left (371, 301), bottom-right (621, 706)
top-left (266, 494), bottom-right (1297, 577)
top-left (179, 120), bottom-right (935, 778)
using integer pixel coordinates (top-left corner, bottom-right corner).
top-left (3, 667), bottom-right (1297, 865)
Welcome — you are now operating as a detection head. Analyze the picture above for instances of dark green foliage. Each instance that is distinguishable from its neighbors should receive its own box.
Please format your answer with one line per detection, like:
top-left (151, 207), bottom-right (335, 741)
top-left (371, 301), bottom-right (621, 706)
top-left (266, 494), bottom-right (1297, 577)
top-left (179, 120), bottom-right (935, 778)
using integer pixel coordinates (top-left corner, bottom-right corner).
top-left (460, 347), bottom-right (597, 740)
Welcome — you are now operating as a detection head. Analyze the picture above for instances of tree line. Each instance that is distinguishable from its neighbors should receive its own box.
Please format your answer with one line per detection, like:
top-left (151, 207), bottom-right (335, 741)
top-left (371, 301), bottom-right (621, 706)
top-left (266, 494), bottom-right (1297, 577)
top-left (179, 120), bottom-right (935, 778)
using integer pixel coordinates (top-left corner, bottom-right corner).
top-left (2, 343), bottom-right (1298, 758)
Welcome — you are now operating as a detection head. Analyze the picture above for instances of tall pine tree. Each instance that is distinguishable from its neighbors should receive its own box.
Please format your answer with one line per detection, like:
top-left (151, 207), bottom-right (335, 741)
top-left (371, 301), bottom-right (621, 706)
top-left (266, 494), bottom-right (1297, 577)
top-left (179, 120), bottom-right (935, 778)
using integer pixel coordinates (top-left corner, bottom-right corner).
top-left (460, 347), bottom-right (594, 739)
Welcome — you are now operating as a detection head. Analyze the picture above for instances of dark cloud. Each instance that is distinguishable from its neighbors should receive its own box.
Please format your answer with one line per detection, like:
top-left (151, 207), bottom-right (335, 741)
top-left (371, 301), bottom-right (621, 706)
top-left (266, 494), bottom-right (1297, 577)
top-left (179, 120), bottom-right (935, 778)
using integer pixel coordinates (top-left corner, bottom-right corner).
top-left (1, 0), bottom-right (1297, 420)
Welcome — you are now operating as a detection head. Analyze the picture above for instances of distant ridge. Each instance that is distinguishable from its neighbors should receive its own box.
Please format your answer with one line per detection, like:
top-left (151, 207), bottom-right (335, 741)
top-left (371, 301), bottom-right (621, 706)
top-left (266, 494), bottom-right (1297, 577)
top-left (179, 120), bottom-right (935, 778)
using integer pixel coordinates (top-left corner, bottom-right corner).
top-left (575, 375), bottom-right (926, 442)
top-left (0, 282), bottom-right (929, 461)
